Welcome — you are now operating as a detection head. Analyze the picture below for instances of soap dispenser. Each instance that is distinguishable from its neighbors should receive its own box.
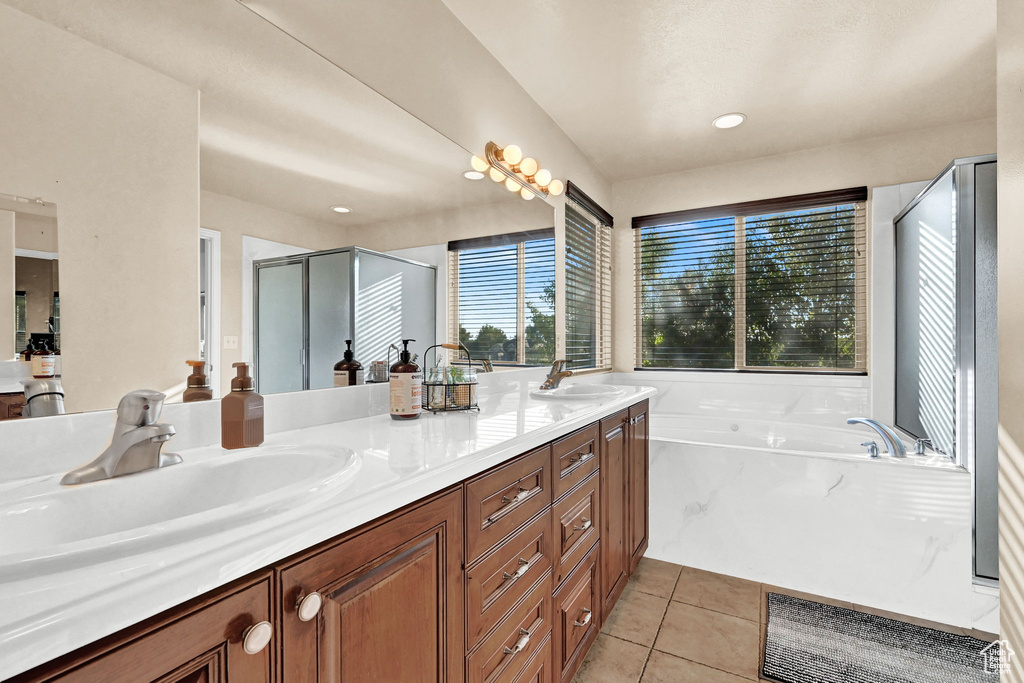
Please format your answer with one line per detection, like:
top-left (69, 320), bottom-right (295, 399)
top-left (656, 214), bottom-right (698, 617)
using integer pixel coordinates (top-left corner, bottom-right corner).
top-left (183, 360), bottom-right (213, 402)
top-left (222, 362), bottom-right (264, 449)
top-left (389, 339), bottom-right (422, 420)
top-left (333, 340), bottom-right (364, 387)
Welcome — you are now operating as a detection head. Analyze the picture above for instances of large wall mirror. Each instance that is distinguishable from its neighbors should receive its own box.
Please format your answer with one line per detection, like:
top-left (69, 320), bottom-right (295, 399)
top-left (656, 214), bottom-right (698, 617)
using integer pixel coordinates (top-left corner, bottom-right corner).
top-left (0, 0), bottom-right (554, 415)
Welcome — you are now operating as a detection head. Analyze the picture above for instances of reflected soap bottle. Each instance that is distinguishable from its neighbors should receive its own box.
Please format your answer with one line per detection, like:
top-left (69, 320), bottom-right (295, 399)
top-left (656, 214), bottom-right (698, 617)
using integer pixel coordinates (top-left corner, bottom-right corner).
top-left (333, 340), bottom-right (364, 387)
top-left (31, 339), bottom-right (56, 379)
top-left (222, 362), bottom-right (264, 449)
top-left (183, 360), bottom-right (214, 402)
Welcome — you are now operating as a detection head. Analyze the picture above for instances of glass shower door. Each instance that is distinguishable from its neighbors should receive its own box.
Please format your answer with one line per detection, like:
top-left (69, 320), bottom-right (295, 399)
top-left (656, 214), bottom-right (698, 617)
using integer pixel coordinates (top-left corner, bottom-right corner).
top-left (255, 259), bottom-right (306, 394)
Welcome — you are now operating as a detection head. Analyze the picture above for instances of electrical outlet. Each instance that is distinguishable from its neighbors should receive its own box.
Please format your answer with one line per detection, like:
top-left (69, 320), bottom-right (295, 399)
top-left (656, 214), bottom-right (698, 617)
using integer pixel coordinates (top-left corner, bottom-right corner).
top-left (223, 336), bottom-right (239, 350)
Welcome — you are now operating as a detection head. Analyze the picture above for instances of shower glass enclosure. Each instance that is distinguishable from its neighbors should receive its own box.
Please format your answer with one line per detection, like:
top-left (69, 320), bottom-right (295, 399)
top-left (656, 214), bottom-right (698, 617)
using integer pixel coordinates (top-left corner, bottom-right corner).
top-left (254, 247), bottom-right (436, 394)
top-left (893, 155), bottom-right (998, 582)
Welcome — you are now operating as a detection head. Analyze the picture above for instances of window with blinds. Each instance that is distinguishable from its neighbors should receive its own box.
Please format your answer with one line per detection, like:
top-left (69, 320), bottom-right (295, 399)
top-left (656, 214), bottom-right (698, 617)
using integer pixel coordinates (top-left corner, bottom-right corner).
top-left (448, 230), bottom-right (555, 365)
top-left (634, 187), bottom-right (868, 372)
top-left (565, 198), bottom-right (613, 371)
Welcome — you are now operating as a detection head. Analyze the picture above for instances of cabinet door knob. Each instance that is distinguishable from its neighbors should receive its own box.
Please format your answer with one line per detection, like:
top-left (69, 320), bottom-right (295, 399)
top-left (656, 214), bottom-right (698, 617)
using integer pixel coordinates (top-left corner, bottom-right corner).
top-left (574, 608), bottom-right (593, 628)
top-left (296, 591), bottom-right (323, 622)
top-left (242, 621), bottom-right (273, 655)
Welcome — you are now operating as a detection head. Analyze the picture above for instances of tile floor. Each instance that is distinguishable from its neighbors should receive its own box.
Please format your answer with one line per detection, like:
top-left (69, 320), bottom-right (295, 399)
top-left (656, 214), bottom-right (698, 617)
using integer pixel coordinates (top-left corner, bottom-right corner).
top-left (572, 558), bottom-right (998, 683)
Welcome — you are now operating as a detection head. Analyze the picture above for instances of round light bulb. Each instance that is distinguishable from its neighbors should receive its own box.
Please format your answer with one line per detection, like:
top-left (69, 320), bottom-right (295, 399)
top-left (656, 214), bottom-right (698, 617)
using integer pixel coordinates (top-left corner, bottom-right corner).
top-left (712, 112), bottom-right (746, 129)
top-left (463, 170), bottom-right (485, 180)
top-left (330, 205), bottom-right (351, 213)
top-left (534, 168), bottom-right (552, 188)
top-left (547, 179), bottom-right (564, 196)
top-left (489, 167), bottom-right (505, 182)
top-left (505, 177), bottom-right (520, 192)
top-left (502, 144), bottom-right (523, 165)
top-left (470, 155), bottom-right (489, 172)
top-left (519, 157), bottom-right (539, 177)
top-left (520, 187), bottom-right (535, 201)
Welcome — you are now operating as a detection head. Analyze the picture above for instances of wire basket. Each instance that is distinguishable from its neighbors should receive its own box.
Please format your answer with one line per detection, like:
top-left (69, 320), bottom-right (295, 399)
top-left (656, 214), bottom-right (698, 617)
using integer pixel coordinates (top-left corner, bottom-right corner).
top-left (423, 343), bottom-right (480, 413)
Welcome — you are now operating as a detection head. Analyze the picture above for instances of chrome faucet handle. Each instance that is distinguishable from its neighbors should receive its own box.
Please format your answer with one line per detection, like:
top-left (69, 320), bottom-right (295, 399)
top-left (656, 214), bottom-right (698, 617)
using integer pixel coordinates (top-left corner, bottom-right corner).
top-left (914, 438), bottom-right (933, 455)
top-left (861, 441), bottom-right (880, 458)
top-left (116, 390), bottom-right (167, 427)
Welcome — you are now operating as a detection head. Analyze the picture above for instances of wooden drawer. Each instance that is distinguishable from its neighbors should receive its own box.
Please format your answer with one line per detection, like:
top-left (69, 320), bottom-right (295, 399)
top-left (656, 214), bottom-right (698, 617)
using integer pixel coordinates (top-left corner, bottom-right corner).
top-left (466, 446), bottom-right (551, 564)
top-left (552, 471), bottom-right (600, 587)
top-left (467, 510), bottom-right (553, 650)
top-left (551, 424), bottom-right (599, 500)
top-left (553, 543), bottom-right (600, 683)
top-left (468, 570), bottom-right (552, 683)
top-left (513, 631), bottom-right (552, 683)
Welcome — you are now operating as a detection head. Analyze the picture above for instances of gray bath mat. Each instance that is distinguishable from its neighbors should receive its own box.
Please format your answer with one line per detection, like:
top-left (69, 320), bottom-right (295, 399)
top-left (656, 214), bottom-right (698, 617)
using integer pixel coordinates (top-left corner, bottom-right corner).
top-left (762, 592), bottom-right (998, 683)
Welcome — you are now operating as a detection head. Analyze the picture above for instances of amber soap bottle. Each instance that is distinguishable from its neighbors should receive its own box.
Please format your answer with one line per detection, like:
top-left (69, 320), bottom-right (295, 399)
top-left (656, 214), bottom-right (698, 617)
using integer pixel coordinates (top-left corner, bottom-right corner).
top-left (389, 339), bottom-right (422, 420)
top-left (222, 362), bottom-right (264, 449)
top-left (183, 360), bottom-right (214, 402)
top-left (333, 339), bottom-right (364, 387)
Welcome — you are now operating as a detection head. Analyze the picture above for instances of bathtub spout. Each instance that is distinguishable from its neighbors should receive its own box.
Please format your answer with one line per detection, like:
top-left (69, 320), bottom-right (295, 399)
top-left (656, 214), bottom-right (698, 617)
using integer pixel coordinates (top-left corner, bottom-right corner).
top-left (846, 417), bottom-right (907, 458)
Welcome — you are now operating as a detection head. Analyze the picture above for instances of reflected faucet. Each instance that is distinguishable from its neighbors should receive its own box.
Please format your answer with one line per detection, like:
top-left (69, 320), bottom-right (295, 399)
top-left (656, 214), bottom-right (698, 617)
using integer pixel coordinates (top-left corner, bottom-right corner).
top-left (60, 390), bottom-right (182, 485)
top-left (540, 360), bottom-right (573, 390)
top-left (846, 417), bottom-right (907, 458)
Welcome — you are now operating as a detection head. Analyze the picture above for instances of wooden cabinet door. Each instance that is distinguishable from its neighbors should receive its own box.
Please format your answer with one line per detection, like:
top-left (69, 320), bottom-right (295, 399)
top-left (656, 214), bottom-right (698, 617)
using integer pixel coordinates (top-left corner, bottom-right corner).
top-left (15, 575), bottom-right (273, 683)
top-left (279, 489), bottom-right (464, 683)
top-left (598, 410), bottom-right (629, 616)
top-left (628, 401), bottom-right (649, 573)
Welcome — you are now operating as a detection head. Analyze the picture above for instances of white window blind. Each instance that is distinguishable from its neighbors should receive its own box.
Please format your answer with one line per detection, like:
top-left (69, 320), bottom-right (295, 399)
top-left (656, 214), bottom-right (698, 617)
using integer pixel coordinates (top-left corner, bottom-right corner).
top-left (448, 231), bottom-right (555, 365)
top-left (634, 187), bottom-right (867, 372)
top-left (565, 200), bottom-right (613, 371)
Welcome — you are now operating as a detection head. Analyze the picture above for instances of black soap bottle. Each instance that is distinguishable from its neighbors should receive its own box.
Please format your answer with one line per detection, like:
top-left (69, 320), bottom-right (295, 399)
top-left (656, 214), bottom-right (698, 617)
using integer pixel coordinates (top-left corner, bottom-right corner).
top-left (333, 340), bottom-right (364, 387)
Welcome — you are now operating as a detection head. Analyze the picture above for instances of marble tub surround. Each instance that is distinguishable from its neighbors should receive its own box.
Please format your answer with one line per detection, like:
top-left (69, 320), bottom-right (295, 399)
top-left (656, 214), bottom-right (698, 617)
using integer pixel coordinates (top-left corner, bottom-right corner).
top-left (0, 371), bottom-right (653, 679)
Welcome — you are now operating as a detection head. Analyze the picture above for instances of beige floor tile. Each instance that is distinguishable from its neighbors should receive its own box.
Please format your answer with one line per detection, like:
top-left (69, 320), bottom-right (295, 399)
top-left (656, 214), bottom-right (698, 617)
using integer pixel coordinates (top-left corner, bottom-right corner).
top-left (673, 566), bottom-right (761, 622)
top-left (654, 601), bottom-right (760, 680)
top-left (601, 584), bottom-right (670, 647)
top-left (573, 634), bottom-right (650, 683)
top-left (630, 557), bottom-right (683, 598)
top-left (641, 650), bottom-right (751, 683)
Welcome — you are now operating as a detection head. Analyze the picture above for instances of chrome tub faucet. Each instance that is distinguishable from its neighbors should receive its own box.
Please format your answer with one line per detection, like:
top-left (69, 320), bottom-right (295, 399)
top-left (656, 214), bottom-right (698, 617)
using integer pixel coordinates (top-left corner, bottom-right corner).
top-left (539, 360), bottom-right (573, 390)
top-left (847, 417), bottom-right (907, 458)
top-left (60, 390), bottom-right (182, 485)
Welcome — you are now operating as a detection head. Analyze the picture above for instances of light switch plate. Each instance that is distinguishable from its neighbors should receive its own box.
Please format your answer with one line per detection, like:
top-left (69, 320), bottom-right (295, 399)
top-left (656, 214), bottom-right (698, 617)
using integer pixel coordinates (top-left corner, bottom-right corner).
top-left (223, 336), bottom-right (239, 350)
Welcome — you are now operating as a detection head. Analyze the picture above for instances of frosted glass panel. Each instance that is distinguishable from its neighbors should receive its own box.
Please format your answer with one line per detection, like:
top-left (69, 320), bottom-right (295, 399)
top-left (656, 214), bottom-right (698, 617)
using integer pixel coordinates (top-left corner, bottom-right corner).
top-left (256, 261), bottom-right (305, 394)
top-left (356, 252), bottom-right (436, 365)
top-left (308, 251), bottom-right (351, 390)
top-left (894, 170), bottom-right (956, 456)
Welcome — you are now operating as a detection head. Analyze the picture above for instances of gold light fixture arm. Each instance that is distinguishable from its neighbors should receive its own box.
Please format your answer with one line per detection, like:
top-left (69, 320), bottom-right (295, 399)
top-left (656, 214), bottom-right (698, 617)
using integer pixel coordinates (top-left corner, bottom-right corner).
top-left (485, 141), bottom-right (549, 199)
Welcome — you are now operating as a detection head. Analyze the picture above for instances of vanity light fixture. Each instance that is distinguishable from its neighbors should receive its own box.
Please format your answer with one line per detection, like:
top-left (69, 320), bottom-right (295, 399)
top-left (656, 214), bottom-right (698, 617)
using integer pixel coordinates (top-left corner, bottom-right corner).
top-left (473, 141), bottom-right (564, 200)
top-left (330, 205), bottom-right (352, 213)
top-left (712, 112), bottom-right (746, 129)
top-left (463, 170), bottom-right (485, 180)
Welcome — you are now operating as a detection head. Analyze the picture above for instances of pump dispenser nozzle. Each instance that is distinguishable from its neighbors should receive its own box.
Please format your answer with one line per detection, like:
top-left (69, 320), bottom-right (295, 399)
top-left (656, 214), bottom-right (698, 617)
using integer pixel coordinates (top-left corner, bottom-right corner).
top-left (399, 339), bottom-right (415, 364)
top-left (343, 339), bottom-right (355, 362)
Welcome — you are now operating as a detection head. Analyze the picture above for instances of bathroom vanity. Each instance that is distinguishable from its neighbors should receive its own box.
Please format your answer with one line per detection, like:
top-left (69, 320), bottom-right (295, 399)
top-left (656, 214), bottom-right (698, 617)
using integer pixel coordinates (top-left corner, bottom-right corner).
top-left (4, 392), bottom-right (650, 683)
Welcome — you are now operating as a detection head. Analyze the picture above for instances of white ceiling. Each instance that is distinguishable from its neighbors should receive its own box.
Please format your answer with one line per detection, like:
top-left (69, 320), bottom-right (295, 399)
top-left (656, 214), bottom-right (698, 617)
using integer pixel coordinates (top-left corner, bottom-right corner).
top-left (443, 0), bottom-right (996, 181)
top-left (3, 0), bottom-right (525, 227)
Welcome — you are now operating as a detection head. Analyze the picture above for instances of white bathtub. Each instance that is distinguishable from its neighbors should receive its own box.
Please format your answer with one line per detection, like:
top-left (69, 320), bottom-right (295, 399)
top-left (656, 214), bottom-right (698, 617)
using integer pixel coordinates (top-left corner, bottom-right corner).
top-left (646, 412), bottom-right (996, 631)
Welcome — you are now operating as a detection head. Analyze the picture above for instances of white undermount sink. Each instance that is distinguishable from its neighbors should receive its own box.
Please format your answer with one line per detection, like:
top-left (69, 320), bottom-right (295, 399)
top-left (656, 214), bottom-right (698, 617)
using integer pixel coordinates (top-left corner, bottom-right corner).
top-left (530, 384), bottom-right (627, 401)
top-left (0, 443), bottom-right (360, 578)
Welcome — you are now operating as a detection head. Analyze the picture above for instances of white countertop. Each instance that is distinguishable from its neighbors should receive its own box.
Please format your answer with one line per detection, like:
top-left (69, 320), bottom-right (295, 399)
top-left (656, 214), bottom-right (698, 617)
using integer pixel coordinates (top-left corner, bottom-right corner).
top-left (0, 382), bottom-right (655, 679)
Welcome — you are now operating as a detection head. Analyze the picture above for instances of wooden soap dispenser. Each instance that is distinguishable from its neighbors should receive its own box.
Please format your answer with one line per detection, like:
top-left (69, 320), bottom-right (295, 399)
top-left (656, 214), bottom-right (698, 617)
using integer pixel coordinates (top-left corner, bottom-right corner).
top-left (222, 362), bottom-right (264, 449)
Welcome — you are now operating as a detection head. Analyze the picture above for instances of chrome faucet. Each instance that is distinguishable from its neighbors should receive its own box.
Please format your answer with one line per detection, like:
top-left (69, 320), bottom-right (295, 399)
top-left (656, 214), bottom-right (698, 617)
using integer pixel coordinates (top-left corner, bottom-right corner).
top-left (846, 417), bottom-right (907, 458)
top-left (539, 360), bottom-right (573, 390)
top-left (60, 390), bottom-right (182, 485)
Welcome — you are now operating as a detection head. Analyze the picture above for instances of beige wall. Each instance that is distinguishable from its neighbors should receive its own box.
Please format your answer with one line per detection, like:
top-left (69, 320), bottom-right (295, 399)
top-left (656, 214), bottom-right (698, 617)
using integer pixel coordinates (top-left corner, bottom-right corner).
top-left (0, 210), bottom-right (14, 360)
top-left (200, 190), bottom-right (350, 392)
top-left (609, 118), bottom-right (997, 372)
top-left (14, 213), bottom-right (57, 253)
top-left (0, 4), bottom-right (199, 412)
top-left (998, 0), bottom-right (1024, 674)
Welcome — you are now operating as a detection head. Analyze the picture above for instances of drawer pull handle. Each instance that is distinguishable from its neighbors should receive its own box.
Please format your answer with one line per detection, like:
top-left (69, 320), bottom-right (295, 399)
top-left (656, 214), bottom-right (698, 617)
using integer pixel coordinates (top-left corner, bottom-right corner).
top-left (242, 621), bottom-right (273, 655)
top-left (503, 628), bottom-right (531, 656)
top-left (573, 518), bottom-right (592, 532)
top-left (502, 558), bottom-right (531, 582)
top-left (574, 608), bottom-right (593, 628)
top-left (296, 591), bottom-right (323, 622)
top-left (501, 487), bottom-right (530, 505)
top-left (568, 451), bottom-right (593, 466)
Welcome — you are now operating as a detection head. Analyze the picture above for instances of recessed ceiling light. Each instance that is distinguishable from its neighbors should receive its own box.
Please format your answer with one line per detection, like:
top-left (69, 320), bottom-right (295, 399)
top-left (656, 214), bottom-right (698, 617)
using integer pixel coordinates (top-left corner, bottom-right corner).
top-left (712, 113), bottom-right (746, 129)
top-left (463, 170), bottom-right (485, 180)
top-left (330, 205), bottom-right (351, 214)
